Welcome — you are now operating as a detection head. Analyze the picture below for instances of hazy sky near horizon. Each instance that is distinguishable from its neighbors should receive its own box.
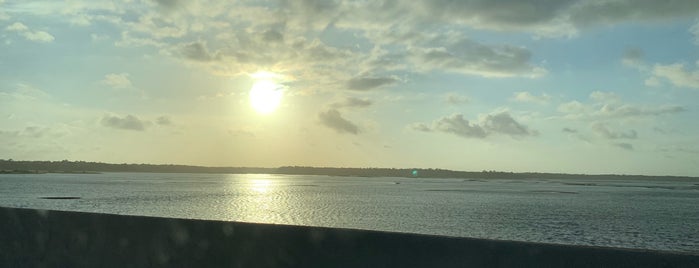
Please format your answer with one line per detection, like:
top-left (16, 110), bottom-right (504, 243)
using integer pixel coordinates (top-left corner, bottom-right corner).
top-left (1, 0), bottom-right (699, 176)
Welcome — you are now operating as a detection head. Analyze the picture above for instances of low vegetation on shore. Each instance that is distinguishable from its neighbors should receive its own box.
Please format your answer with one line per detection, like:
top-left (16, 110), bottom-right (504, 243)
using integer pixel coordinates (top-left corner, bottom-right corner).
top-left (1, 159), bottom-right (696, 180)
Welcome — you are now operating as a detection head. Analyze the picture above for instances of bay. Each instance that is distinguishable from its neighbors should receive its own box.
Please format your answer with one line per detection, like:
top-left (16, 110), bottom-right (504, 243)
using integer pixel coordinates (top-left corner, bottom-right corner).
top-left (1, 173), bottom-right (697, 254)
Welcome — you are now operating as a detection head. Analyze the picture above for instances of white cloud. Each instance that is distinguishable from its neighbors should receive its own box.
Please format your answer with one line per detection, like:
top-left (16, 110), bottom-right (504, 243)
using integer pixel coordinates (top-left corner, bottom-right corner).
top-left (5, 22), bottom-right (28, 32)
top-left (557, 101), bottom-right (586, 114)
top-left (558, 94), bottom-right (684, 120)
top-left (0, 0), bottom-right (8, 21)
top-left (597, 104), bottom-right (684, 118)
top-left (22, 31), bottom-right (54, 42)
top-left (0, 83), bottom-right (50, 101)
top-left (589, 91), bottom-right (620, 104)
top-left (115, 31), bottom-right (165, 48)
top-left (101, 73), bottom-right (132, 89)
top-left (692, 21), bottom-right (699, 45)
top-left (511, 91), bottom-right (551, 104)
top-left (4, 22), bottom-right (54, 43)
top-left (445, 93), bottom-right (469, 105)
top-left (647, 62), bottom-right (699, 89)
top-left (69, 14), bottom-right (91, 26)
top-left (644, 76), bottom-right (662, 87)
top-left (90, 33), bottom-right (109, 41)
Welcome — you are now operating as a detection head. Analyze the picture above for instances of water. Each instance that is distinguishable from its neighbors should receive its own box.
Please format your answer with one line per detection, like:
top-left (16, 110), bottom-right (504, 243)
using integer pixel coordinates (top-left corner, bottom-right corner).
top-left (1, 173), bottom-right (698, 254)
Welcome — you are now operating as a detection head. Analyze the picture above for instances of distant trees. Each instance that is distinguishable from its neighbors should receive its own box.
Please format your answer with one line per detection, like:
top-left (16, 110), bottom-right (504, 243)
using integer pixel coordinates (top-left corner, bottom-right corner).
top-left (0, 160), bottom-right (692, 180)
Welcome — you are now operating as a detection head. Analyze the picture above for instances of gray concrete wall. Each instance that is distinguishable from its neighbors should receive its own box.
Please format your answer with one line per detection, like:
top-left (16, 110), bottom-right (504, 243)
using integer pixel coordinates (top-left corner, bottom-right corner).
top-left (1, 207), bottom-right (697, 267)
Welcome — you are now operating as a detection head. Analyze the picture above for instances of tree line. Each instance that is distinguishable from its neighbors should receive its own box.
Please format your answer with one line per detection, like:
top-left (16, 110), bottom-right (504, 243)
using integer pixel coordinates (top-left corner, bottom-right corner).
top-left (0, 159), bottom-right (694, 180)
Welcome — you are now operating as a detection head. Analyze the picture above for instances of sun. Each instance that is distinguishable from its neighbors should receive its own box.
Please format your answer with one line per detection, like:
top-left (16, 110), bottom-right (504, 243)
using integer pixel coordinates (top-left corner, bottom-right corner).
top-left (249, 80), bottom-right (283, 114)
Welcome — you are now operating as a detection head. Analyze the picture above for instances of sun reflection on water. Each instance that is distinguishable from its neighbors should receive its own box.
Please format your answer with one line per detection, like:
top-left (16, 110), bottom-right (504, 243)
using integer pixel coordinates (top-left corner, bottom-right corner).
top-left (226, 175), bottom-right (288, 224)
top-left (250, 179), bottom-right (272, 193)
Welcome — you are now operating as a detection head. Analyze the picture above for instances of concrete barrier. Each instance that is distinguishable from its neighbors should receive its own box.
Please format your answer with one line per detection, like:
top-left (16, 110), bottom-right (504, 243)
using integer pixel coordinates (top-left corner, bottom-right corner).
top-left (1, 207), bottom-right (697, 267)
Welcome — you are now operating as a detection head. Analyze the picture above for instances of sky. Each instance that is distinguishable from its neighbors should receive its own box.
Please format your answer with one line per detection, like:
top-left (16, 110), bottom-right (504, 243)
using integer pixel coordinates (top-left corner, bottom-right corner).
top-left (1, 0), bottom-right (699, 176)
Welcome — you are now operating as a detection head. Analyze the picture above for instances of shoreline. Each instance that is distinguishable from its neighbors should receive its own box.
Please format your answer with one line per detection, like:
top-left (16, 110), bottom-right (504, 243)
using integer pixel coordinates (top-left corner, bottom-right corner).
top-left (2, 207), bottom-right (697, 267)
top-left (2, 160), bottom-right (698, 179)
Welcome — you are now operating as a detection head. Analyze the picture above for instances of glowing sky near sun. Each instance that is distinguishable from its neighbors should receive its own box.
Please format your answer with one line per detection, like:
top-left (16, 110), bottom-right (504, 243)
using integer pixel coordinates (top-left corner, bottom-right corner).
top-left (1, 0), bottom-right (699, 176)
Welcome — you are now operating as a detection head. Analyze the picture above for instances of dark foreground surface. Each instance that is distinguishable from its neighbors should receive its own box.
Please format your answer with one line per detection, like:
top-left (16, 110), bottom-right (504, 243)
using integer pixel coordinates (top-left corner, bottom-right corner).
top-left (1, 207), bottom-right (697, 268)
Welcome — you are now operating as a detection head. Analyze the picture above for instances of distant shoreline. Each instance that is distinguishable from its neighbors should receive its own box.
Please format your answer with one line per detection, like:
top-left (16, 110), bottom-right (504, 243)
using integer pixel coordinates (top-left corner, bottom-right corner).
top-left (0, 170), bottom-right (101, 175)
top-left (1, 159), bottom-right (697, 180)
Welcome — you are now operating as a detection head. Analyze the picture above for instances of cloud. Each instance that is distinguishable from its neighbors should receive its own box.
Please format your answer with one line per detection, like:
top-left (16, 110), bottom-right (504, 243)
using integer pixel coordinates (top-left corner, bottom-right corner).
top-left (646, 62), bottom-right (699, 89)
top-left (155, 116), bottom-right (172, 126)
top-left (346, 76), bottom-right (398, 91)
top-left (32, 1), bottom-right (563, 94)
top-left (415, 0), bottom-right (699, 37)
top-left (101, 73), bottom-right (132, 89)
top-left (567, 1), bottom-right (699, 28)
top-left (177, 41), bottom-right (219, 62)
top-left (413, 111), bottom-right (535, 139)
top-left (20, 126), bottom-right (50, 138)
top-left (433, 114), bottom-right (487, 138)
top-left (557, 100), bottom-right (586, 114)
top-left (692, 21), bottom-right (699, 45)
top-left (613, 142), bottom-right (634, 151)
top-left (318, 109), bottom-right (360, 134)
top-left (410, 123), bottom-right (432, 132)
top-left (69, 14), bottom-right (91, 26)
top-left (1, 83), bottom-right (50, 101)
top-left (597, 104), bottom-right (685, 118)
top-left (0, 124), bottom-right (73, 143)
top-left (261, 30), bottom-right (284, 43)
top-left (562, 127), bottom-right (578, 133)
top-left (558, 93), bottom-right (685, 119)
top-left (589, 91), bottom-right (620, 104)
top-left (331, 97), bottom-right (373, 108)
top-left (5, 22), bottom-right (28, 32)
top-left (22, 31), bottom-right (55, 43)
top-left (511, 91), bottom-right (550, 104)
top-left (483, 112), bottom-right (536, 136)
top-left (622, 47), bottom-right (644, 68)
top-left (445, 93), bottom-right (469, 105)
top-left (91, 33), bottom-right (109, 42)
top-left (153, 0), bottom-right (185, 11)
top-left (5, 22), bottom-right (54, 43)
top-left (115, 31), bottom-right (166, 48)
top-left (412, 0), bottom-right (576, 37)
top-left (101, 114), bottom-right (148, 131)
top-left (267, 0), bottom-right (699, 40)
top-left (656, 145), bottom-right (699, 154)
top-left (409, 38), bottom-right (547, 78)
top-left (591, 123), bottom-right (637, 139)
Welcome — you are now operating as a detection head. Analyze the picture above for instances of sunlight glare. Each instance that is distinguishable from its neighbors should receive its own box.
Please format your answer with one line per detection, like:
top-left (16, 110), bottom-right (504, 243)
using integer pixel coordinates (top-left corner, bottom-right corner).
top-left (251, 179), bottom-right (272, 193)
top-left (249, 80), bottom-right (283, 114)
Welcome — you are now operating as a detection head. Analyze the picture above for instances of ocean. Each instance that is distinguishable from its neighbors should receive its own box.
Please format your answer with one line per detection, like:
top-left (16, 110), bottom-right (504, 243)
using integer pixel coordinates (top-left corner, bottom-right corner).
top-left (1, 173), bottom-right (697, 253)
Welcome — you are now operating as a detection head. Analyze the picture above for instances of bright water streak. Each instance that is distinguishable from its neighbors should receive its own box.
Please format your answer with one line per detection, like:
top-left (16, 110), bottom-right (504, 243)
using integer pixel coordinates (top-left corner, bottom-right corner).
top-left (1, 173), bottom-right (698, 254)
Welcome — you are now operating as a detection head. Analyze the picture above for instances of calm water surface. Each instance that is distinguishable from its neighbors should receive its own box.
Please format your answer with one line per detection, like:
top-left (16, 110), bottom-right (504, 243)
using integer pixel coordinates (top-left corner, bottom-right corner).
top-left (1, 173), bottom-right (698, 253)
